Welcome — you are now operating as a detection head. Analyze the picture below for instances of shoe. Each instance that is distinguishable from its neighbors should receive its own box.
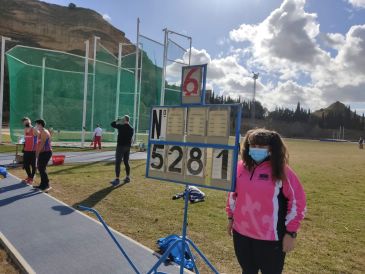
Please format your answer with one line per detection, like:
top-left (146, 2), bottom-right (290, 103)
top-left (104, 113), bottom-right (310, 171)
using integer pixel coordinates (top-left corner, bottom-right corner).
top-left (42, 187), bottom-right (52, 193)
top-left (110, 179), bottom-right (120, 187)
top-left (33, 185), bottom-right (41, 190)
top-left (123, 177), bottom-right (130, 184)
top-left (25, 178), bottom-right (34, 185)
top-left (22, 177), bottom-right (30, 183)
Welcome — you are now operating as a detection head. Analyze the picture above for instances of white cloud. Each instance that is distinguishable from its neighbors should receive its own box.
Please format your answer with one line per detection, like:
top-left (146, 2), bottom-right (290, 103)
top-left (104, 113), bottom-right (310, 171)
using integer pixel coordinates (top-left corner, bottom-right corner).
top-left (166, 0), bottom-right (365, 112)
top-left (324, 33), bottom-right (346, 50)
top-left (102, 13), bottom-right (111, 22)
top-left (348, 0), bottom-right (365, 8)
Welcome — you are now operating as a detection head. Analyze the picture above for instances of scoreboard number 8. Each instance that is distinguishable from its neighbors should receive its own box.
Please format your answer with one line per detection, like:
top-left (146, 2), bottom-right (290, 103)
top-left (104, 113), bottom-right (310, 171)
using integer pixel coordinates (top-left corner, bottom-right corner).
top-left (186, 147), bottom-right (204, 177)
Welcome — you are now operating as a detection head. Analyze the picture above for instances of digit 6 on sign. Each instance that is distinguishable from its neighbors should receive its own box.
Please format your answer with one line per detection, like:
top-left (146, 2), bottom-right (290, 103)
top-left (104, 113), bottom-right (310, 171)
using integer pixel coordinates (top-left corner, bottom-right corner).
top-left (183, 68), bottom-right (199, 96)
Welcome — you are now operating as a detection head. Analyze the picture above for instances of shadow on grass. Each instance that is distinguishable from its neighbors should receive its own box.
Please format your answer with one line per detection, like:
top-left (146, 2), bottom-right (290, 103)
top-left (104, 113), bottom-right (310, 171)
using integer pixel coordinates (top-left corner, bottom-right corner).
top-left (48, 161), bottom-right (106, 175)
top-left (72, 182), bottom-right (127, 209)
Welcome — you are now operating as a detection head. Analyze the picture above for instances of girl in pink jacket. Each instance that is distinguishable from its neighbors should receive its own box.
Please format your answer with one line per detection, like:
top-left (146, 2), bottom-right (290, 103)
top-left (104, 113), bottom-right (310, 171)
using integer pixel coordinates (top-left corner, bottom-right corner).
top-left (226, 129), bottom-right (306, 274)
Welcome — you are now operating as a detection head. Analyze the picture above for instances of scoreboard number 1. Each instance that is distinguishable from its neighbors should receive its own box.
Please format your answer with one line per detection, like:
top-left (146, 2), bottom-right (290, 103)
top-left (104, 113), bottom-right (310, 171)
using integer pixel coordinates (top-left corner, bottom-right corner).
top-left (212, 149), bottom-right (232, 180)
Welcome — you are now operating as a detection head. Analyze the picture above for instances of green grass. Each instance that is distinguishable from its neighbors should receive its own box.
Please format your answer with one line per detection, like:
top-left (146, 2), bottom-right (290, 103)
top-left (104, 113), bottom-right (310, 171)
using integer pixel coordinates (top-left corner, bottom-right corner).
top-left (9, 139), bottom-right (365, 273)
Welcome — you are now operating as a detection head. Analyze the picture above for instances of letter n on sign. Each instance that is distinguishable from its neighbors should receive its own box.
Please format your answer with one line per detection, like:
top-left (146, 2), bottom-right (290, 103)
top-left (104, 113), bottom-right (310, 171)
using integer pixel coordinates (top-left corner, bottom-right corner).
top-left (151, 108), bottom-right (167, 140)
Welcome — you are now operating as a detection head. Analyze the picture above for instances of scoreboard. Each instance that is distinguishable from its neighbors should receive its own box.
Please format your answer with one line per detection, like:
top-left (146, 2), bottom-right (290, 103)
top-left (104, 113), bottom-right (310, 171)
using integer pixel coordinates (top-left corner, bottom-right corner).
top-left (146, 65), bottom-right (241, 192)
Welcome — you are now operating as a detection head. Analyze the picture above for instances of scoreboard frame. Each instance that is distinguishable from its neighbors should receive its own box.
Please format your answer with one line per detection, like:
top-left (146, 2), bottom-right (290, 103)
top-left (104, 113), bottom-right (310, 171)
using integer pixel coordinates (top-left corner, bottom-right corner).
top-left (146, 103), bottom-right (242, 192)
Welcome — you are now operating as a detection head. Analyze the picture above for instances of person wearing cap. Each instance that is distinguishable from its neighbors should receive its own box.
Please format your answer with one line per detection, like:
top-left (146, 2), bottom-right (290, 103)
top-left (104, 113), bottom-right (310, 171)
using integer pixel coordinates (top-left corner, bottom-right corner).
top-left (33, 119), bottom-right (53, 192)
top-left (21, 117), bottom-right (38, 185)
top-left (110, 115), bottom-right (134, 186)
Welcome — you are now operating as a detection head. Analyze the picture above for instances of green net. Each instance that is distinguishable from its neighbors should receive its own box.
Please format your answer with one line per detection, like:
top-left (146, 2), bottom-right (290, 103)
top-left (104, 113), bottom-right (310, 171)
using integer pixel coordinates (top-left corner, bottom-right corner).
top-left (6, 37), bottom-right (183, 144)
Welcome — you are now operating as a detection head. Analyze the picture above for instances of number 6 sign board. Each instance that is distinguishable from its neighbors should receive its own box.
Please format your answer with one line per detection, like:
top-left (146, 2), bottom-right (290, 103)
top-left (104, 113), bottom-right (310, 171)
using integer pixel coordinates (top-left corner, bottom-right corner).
top-left (181, 65), bottom-right (207, 105)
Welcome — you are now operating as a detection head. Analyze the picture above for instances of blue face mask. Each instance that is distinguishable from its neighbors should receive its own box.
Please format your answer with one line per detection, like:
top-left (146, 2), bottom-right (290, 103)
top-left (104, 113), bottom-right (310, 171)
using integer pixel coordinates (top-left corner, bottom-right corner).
top-left (249, 147), bottom-right (269, 163)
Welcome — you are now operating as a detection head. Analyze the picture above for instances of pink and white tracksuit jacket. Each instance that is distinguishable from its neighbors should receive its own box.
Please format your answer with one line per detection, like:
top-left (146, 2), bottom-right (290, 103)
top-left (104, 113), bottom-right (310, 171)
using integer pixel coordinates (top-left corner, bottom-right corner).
top-left (226, 160), bottom-right (306, 241)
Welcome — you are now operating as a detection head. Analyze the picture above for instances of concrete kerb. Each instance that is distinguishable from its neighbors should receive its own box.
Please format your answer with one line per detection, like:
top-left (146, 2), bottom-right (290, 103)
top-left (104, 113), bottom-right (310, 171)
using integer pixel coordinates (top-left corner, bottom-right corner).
top-left (0, 232), bottom-right (36, 274)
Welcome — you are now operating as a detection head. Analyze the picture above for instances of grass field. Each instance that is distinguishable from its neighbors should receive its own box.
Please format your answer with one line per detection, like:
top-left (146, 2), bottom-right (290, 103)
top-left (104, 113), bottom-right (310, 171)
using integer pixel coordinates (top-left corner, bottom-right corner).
top-left (8, 139), bottom-right (365, 273)
top-left (0, 246), bottom-right (19, 274)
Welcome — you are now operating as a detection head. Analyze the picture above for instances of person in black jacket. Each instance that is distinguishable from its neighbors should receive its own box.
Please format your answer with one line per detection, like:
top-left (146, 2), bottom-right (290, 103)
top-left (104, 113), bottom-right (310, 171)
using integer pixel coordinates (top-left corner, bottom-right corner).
top-left (110, 115), bottom-right (134, 186)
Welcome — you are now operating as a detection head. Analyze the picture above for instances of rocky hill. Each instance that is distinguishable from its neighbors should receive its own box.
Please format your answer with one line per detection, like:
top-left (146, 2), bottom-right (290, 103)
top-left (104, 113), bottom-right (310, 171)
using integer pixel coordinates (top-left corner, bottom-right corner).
top-left (0, 0), bottom-right (134, 55)
top-left (312, 101), bottom-right (351, 117)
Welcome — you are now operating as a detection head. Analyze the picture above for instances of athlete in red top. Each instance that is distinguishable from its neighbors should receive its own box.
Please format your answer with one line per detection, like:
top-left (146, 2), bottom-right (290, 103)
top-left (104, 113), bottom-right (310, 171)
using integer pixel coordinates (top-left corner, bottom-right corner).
top-left (21, 117), bottom-right (38, 185)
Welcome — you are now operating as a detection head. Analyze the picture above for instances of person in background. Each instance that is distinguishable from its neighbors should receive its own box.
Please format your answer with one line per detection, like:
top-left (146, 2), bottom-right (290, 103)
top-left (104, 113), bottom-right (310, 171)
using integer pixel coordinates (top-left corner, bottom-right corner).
top-left (110, 115), bottom-right (134, 186)
top-left (226, 128), bottom-right (306, 274)
top-left (93, 124), bottom-right (103, 150)
top-left (33, 119), bottom-right (53, 192)
top-left (21, 117), bottom-right (38, 185)
top-left (359, 137), bottom-right (364, 149)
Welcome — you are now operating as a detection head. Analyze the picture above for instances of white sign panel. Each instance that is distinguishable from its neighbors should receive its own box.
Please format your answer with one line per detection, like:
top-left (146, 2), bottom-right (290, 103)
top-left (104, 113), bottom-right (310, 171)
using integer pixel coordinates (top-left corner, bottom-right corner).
top-left (182, 66), bottom-right (203, 104)
top-left (186, 147), bottom-right (205, 177)
top-left (151, 108), bottom-right (167, 140)
top-left (212, 149), bottom-right (233, 180)
top-left (167, 145), bottom-right (184, 174)
top-left (149, 144), bottom-right (165, 172)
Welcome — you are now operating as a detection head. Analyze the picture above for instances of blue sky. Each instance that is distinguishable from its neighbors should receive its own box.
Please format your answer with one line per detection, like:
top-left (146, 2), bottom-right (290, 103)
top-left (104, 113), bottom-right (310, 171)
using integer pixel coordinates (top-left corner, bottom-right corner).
top-left (43, 0), bottom-right (365, 113)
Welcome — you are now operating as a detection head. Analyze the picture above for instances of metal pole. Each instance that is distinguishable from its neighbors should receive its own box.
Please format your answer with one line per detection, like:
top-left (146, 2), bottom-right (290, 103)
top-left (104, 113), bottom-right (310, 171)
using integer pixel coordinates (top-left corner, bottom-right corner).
top-left (81, 40), bottom-right (89, 147)
top-left (133, 18), bottom-right (140, 135)
top-left (180, 185), bottom-right (189, 274)
top-left (188, 37), bottom-right (192, 65)
top-left (115, 43), bottom-right (122, 141)
top-left (91, 36), bottom-right (100, 131)
top-left (40, 57), bottom-right (46, 119)
top-left (136, 45), bottom-right (143, 139)
top-left (0, 36), bottom-right (10, 144)
top-left (251, 72), bottom-right (259, 126)
top-left (343, 126), bottom-right (345, 140)
top-left (160, 28), bottom-right (168, 106)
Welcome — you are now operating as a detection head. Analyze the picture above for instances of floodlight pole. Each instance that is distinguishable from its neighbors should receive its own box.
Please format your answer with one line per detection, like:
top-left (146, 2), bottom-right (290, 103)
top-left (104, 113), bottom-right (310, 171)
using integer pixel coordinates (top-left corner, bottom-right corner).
top-left (133, 18), bottom-right (140, 137)
top-left (251, 72), bottom-right (259, 126)
top-left (91, 36), bottom-right (100, 131)
top-left (40, 57), bottom-right (46, 119)
top-left (160, 28), bottom-right (168, 106)
top-left (81, 40), bottom-right (90, 147)
top-left (0, 36), bottom-right (10, 144)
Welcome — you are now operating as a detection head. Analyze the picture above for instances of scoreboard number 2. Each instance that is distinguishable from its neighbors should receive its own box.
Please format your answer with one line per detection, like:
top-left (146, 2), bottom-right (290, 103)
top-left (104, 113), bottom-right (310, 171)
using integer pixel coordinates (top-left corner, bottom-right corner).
top-left (167, 145), bottom-right (184, 174)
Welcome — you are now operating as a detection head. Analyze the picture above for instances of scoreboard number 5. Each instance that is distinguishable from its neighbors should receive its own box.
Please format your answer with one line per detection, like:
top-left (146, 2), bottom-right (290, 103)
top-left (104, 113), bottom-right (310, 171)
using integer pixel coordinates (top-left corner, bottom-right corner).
top-left (150, 144), bottom-right (165, 171)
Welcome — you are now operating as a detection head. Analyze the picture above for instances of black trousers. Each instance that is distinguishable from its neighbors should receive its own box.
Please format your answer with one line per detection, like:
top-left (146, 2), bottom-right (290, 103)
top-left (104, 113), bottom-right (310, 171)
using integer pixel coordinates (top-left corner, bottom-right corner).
top-left (38, 151), bottom-right (52, 189)
top-left (115, 145), bottom-right (130, 178)
top-left (23, 151), bottom-right (36, 179)
top-left (233, 230), bottom-right (286, 274)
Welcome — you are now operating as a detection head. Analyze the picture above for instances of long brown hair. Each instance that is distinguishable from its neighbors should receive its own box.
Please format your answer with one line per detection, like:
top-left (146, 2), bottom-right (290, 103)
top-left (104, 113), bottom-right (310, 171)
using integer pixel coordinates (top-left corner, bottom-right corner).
top-left (242, 128), bottom-right (289, 180)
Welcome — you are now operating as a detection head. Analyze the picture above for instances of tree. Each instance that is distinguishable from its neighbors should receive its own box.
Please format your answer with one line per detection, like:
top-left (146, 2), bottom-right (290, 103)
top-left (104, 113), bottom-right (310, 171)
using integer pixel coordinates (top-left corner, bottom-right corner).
top-left (68, 3), bottom-right (76, 9)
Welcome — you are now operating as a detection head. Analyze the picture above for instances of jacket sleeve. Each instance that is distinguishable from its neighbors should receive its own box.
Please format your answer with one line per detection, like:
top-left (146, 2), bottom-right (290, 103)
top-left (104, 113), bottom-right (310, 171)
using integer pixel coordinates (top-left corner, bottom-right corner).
top-left (225, 160), bottom-right (243, 218)
top-left (282, 166), bottom-right (307, 232)
top-left (111, 121), bottom-right (118, 129)
top-left (226, 192), bottom-right (237, 218)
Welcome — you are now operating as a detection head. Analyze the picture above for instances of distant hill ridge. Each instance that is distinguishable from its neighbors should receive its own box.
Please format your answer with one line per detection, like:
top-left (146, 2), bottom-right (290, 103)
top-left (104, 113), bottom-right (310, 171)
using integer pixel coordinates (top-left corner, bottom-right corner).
top-left (313, 101), bottom-right (360, 118)
top-left (0, 0), bottom-right (134, 55)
